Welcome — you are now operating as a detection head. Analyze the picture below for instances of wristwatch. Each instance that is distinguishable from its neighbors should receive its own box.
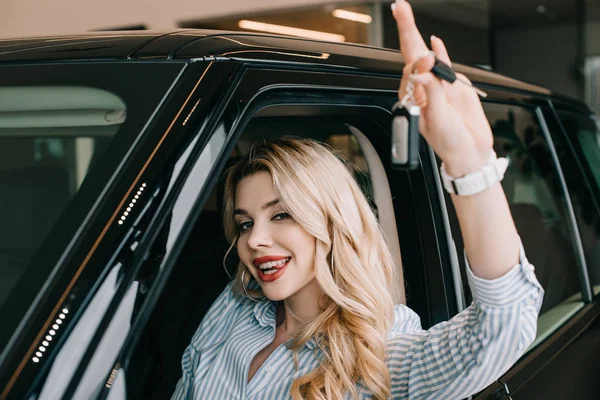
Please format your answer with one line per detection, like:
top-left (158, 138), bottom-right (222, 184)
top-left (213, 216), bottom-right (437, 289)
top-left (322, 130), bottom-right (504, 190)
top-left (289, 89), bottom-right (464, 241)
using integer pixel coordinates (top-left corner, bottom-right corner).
top-left (440, 152), bottom-right (509, 196)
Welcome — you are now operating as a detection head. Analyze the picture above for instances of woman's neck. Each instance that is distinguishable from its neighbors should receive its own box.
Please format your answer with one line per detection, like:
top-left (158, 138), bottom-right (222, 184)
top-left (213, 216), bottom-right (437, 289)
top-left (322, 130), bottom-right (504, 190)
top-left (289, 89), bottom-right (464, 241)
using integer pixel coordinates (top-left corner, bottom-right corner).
top-left (277, 278), bottom-right (324, 334)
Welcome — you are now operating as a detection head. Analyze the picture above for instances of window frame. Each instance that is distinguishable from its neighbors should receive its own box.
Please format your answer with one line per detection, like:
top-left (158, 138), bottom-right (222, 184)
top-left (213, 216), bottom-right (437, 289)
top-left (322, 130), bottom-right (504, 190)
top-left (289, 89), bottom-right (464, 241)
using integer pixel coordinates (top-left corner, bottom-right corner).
top-left (443, 99), bottom-right (591, 308)
top-left (0, 60), bottom-right (241, 399)
top-left (87, 65), bottom-right (464, 399)
top-left (545, 104), bottom-right (600, 298)
top-left (534, 105), bottom-right (592, 302)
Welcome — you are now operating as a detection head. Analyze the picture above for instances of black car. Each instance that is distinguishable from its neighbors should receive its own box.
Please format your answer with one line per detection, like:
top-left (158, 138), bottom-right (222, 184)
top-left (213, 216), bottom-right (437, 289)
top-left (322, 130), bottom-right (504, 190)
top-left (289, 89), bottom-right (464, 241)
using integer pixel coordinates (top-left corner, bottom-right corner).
top-left (0, 30), bottom-right (599, 400)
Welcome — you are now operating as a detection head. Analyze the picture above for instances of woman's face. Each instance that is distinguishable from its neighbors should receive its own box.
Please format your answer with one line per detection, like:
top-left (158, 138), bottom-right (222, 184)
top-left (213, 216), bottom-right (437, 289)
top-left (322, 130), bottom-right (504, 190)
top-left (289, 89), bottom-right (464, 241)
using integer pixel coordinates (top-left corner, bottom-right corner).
top-left (234, 171), bottom-right (317, 301)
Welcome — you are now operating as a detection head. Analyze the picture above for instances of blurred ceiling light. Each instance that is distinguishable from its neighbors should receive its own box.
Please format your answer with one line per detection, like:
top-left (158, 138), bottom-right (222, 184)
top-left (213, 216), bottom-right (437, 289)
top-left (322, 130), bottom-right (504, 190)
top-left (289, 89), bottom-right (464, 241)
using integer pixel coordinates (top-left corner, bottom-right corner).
top-left (332, 9), bottom-right (372, 24)
top-left (238, 20), bottom-right (346, 42)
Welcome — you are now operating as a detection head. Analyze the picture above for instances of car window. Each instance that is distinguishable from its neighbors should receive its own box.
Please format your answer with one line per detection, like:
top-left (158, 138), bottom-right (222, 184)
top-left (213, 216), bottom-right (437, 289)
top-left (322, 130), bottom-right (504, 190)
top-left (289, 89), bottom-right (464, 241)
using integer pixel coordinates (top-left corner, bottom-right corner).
top-left (0, 86), bottom-right (125, 309)
top-left (123, 113), bottom-right (419, 400)
top-left (0, 62), bottom-right (189, 400)
top-left (444, 103), bottom-right (585, 348)
top-left (553, 111), bottom-right (600, 296)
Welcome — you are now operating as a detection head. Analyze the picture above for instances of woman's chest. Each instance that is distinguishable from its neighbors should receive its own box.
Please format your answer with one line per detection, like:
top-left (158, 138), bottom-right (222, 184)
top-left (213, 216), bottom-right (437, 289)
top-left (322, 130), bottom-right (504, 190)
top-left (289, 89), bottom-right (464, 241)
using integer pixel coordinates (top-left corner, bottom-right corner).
top-left (194, 317), bottom-right (319, 398)
top-left (247, 337), bottom-right (285, 383)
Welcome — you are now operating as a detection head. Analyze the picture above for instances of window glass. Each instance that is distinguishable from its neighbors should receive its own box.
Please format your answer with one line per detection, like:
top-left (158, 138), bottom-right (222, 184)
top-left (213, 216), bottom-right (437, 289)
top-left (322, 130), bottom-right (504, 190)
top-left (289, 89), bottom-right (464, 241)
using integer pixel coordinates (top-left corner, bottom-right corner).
top-left (489, 104), bottom-right (582, 313)
top-left (0, 86), bottom-right (125, 309)
top-left (554, 111), bottom-right (600, 296)
top-left (447, 103), bottom-right (582, 315)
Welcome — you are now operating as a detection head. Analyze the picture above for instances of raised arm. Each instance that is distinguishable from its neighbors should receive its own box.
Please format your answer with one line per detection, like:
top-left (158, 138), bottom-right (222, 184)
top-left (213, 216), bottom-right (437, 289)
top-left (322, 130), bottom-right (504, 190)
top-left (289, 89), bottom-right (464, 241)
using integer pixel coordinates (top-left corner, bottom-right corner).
top-left (392, 0), bottom-right (520, 279)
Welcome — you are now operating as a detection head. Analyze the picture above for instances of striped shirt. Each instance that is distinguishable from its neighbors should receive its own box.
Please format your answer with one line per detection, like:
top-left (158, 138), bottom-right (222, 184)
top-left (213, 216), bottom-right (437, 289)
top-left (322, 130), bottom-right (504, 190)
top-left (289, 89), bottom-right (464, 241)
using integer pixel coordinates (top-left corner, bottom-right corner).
top-left (172, 246), bottom-right (543, 399)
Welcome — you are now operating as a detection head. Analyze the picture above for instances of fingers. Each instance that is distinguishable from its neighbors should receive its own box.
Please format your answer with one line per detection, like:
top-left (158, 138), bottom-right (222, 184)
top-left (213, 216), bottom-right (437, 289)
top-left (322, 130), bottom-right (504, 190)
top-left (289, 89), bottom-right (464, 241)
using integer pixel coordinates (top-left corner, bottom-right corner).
top-left (413, 86), bottom-right (428, 108)
top-left (392, 0), bottom-right (429, 63)
top-left (455, 73), bottom-right (483, 106)
top-left (431, 35), bottom-right (451, 67)
top-left (410, 72), bottom-right (447, 115)
top-left (456, 72), bottom-right (471, 85)
top-left (412, 52), bottom-right (435, 76)
top-left (454, 73), bottom-right (490, 125)
top-left (398, 55), bottom-right (434, 104)
top-left (398, 62), bottom-right (416, 102)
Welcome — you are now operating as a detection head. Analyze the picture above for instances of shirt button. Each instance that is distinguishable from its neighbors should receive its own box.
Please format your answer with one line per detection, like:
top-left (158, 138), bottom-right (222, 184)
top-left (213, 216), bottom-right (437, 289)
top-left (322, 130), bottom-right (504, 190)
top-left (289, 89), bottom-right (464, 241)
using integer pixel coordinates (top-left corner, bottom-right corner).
top-left (265, 366), bottom-right (272, 373)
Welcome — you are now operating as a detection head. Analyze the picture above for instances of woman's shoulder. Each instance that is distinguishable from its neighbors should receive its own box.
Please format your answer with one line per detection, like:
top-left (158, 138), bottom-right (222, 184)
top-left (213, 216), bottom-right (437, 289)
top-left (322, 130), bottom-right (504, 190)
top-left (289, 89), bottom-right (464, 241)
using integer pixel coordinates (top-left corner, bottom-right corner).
top-left (203, 281), bottom-right (257, 321)
top-left (389, 303), bottom-right (423, 335)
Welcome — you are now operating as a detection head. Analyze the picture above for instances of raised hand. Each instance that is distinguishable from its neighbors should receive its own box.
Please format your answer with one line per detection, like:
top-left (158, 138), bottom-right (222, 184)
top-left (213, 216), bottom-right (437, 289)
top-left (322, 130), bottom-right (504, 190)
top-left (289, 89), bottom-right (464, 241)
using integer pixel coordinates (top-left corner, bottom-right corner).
top-left (392, 0), bottom-right (493, 178)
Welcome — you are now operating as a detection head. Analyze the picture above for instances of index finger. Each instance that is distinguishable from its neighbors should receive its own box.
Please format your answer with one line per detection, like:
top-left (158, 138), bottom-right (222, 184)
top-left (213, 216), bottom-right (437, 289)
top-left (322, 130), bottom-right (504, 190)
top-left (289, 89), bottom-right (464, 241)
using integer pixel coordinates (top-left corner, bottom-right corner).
top-left (392, 0), bottom-right (430, 64)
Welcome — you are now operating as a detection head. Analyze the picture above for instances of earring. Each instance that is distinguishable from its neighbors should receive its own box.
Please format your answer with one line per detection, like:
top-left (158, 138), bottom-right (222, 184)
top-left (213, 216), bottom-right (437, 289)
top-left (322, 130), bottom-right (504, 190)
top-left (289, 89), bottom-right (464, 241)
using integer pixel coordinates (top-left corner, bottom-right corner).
top-left (241, 268), bottom-right (261, 302)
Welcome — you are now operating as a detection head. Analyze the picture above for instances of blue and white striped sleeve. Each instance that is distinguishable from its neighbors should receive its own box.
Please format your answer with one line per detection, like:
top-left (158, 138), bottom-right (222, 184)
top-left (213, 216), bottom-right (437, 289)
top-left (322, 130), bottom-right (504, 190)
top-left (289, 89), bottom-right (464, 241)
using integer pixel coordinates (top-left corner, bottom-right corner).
top-left (387, 244), bottom-right (544, 399)
top-left (171, 281), bottom-right (236, 400)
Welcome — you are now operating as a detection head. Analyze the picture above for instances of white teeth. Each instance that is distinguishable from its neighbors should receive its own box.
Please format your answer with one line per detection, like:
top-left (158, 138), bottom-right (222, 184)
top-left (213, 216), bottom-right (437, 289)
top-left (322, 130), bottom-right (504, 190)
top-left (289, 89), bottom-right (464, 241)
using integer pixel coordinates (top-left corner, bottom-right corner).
top-left (258, 257), bottom-right (290, 270)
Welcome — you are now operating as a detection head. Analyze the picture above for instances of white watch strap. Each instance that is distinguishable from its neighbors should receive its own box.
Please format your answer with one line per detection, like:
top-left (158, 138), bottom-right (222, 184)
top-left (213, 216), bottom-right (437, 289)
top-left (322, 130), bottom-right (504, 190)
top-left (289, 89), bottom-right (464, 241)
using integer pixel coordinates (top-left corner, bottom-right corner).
top-left (441, 153), bottom-right (509, 196)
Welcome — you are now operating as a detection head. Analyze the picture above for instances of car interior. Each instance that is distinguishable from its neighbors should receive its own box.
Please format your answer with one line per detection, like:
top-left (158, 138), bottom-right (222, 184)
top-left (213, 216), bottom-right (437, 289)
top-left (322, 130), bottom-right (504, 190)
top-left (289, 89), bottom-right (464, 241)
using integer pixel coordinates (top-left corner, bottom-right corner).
top-left (126, 116), bottom-right (410, 399)
top-left (573, 124), bottom-right (600, 296)
top-left (0, 86), bottom-right (125, 309)
top-left (485, 105), bottom-right (584, 347)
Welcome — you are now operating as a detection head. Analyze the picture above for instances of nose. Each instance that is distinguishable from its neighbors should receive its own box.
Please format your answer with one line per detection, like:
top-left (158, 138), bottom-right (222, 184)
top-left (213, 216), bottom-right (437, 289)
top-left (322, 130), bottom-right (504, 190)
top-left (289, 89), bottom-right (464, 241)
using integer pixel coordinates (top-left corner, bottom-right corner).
top-left (246, 220), bottom-right (273, 250)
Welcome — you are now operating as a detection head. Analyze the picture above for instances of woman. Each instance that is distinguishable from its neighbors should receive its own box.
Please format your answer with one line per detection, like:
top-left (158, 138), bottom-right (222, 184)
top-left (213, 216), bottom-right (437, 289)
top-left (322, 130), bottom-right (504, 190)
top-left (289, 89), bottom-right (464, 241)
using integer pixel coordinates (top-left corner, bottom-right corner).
top-left (172, 0), bottom-right (544, 398)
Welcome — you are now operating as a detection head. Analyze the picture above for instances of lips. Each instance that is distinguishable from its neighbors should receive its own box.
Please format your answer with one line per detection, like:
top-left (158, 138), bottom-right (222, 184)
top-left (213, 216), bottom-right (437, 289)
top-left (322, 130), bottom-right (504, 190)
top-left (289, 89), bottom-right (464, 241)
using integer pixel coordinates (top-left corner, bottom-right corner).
top-left (253, 255), bottom-right (290, 267)
top-left (253, 256), bottom-right (291, 283)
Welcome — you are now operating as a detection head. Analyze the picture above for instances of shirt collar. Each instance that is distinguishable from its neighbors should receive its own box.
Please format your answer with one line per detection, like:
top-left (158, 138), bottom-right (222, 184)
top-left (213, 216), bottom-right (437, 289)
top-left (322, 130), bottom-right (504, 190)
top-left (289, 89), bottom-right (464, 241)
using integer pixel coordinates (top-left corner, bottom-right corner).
top-left (253, 300), bottom-right (276, 327)
top-left (252, 300), bottom-right (317, 350)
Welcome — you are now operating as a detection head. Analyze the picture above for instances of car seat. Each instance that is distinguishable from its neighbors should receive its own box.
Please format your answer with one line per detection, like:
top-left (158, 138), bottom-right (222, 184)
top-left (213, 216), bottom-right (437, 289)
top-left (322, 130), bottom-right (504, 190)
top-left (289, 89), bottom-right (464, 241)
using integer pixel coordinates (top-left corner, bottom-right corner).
top-left (510, 203), bottom-right (579, 313)
top-left (494, 125), bottom-right (580, 314)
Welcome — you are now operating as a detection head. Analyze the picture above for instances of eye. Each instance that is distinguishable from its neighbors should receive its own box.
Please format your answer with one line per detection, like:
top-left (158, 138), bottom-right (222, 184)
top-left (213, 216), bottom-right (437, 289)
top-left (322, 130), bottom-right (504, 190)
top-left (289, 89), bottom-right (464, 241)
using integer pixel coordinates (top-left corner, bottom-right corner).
top-left (238, 220), bottom-right (253, 233)
top-left (272, 212), bottom-right (291, 221)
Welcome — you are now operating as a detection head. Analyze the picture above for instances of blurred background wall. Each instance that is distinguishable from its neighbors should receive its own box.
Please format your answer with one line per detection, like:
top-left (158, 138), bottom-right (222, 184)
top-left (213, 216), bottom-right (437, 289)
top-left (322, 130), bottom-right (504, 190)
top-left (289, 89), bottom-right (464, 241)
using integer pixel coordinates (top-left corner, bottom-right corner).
top-left (1, 0), bottom-right (600, 111)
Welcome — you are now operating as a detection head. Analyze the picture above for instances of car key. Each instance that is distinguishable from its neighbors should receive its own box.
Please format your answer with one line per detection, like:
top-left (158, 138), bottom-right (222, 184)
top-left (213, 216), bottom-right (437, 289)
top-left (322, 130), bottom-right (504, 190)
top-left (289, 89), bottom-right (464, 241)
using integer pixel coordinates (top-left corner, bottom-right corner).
top-left (424, 52), bottom-right (488, 98)
top-left (390, 79), bottom-right (420, 170)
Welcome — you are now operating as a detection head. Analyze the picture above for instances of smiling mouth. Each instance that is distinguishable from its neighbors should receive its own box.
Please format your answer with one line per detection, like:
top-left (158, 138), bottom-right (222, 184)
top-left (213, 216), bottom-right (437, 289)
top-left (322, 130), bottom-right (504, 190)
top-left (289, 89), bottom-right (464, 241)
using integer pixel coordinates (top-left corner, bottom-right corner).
top-left (256, 257), bottom-right (291, 282)
top-left (257, 257), bottom-right (291, 274)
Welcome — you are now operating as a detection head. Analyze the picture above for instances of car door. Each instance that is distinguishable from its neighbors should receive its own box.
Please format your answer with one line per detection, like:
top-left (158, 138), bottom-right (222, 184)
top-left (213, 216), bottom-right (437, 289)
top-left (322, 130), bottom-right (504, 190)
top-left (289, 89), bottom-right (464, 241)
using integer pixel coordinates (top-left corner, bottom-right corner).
top-left (54, 61), bottom-right (468, 399)
top-left (438, 92), bottom-right (600, 399)
top-left (0, 60), bottom-right (244, 399)
top-left (500, 104), bottom-right (600, 399)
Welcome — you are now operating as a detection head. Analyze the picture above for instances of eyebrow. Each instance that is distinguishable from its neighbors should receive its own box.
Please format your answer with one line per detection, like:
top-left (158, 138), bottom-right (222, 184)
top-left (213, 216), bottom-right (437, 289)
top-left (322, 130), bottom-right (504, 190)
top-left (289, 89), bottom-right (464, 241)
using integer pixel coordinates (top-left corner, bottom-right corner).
top-left (234, 199), bottom-right (280, 216)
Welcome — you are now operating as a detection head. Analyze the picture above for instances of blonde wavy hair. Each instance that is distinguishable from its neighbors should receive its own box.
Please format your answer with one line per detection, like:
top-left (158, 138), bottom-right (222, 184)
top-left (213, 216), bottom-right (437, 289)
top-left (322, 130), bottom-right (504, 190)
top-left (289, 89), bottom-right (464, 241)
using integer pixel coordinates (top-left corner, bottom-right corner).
top-left (222, 138), bottom-right (397, 399)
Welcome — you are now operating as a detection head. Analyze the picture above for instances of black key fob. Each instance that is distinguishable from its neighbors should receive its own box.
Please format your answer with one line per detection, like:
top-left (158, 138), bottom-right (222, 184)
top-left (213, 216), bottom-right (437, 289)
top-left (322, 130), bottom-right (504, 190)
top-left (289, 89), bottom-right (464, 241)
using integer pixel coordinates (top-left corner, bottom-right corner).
top-left (431, 56), bottom-right (457, 84)
top-left (391, 102), bottom-right (420, 170)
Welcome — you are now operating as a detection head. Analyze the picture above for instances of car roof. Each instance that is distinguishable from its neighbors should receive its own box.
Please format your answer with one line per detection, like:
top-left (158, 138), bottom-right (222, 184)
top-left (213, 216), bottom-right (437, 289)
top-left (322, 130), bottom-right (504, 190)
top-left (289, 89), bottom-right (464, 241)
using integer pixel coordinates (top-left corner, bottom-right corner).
top-left (0, 30), bottom-right (591, 113)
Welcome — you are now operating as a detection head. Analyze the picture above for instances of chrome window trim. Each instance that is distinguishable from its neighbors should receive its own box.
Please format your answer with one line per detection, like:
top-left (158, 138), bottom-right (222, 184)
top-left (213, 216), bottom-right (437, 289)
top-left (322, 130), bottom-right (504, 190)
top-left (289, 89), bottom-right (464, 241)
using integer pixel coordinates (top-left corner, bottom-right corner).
top-left (535, 107), bottom-right (593, 302)
top-left (427, 144), bottom-right (467, 312)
